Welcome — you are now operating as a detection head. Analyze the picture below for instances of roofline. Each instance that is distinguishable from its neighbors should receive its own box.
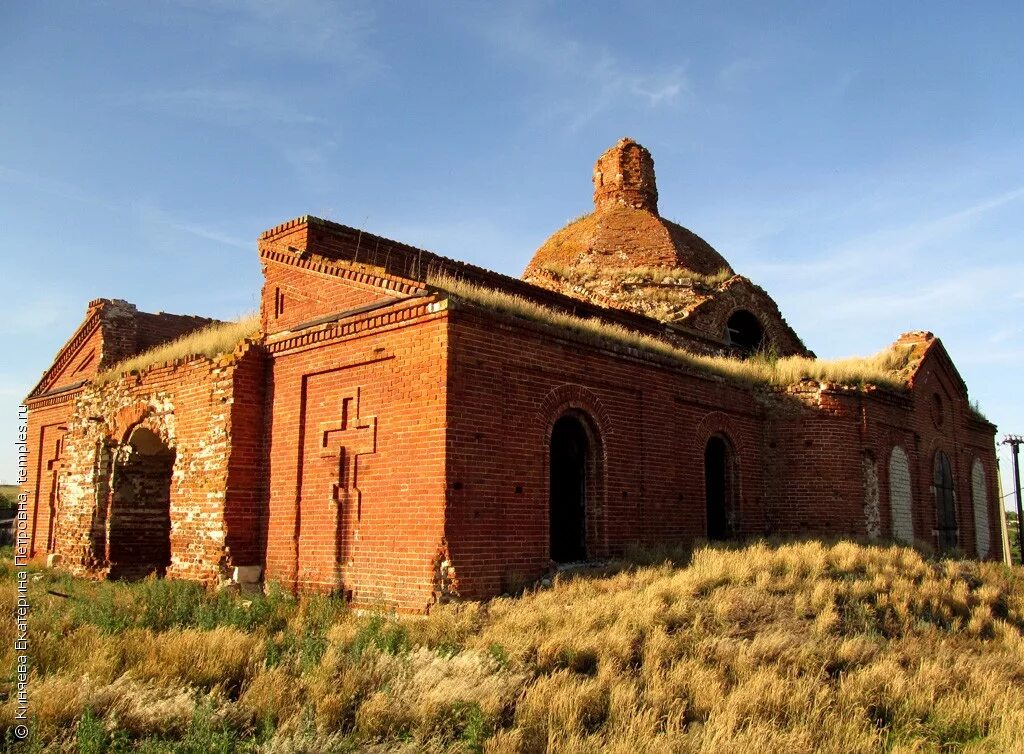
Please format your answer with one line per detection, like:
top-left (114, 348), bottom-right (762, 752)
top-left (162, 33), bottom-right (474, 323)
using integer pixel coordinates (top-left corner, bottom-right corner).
top-left (900, 332), bottom-right (969, 396)
top-left (26, 305), bottom-right (104, 400)
top-left (26, 299), bottom-right (223, 402)
top-left (259, 214), bottom-right (731, 354)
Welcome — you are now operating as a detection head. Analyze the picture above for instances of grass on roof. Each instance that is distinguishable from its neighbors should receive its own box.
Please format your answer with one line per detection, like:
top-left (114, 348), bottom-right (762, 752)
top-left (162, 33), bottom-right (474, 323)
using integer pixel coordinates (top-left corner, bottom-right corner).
top-left (542, 263), bottom-right (735, 289)
top-left (536, 264), bottom-right (735, 323)
top-left (96, 315), bottom-right (260, 384)
top-left (429, 274), bottom-right (913, 390)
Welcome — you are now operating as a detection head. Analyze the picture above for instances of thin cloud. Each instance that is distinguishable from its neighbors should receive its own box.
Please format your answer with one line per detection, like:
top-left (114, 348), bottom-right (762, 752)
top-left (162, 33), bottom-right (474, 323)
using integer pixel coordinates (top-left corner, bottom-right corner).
top-left (169, 0), bottom-right (377, 70)
top-left (134, 203), bottom-right (251, 251)
top-left (716, 57), bottom-right (762, 92)
top-left (747, 184), bottom-right (1024, 281)
top-left (467, 8), bottom-right (688, 131)
top-left (0, 165), bottom-right (250, 252)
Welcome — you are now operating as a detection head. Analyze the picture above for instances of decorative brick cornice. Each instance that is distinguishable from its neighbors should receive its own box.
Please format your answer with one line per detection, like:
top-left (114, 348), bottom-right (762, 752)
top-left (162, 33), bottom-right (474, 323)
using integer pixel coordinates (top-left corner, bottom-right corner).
top-left (258, 215), bottom-right (310, 240)
top-left (265, 297), bottom-right (445, 355)
top-left (25, 384), bottom-right (86, 409)
top-left (259, 245), bottom-right (426, 297)
top-left (27, 311), bottom-right (102, 400)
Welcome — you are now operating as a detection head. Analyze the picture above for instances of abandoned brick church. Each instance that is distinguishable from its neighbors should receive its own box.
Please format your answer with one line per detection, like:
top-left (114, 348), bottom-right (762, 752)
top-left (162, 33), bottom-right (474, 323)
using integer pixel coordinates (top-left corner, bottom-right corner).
top-left (23, 138), bottom-right (1004, 611)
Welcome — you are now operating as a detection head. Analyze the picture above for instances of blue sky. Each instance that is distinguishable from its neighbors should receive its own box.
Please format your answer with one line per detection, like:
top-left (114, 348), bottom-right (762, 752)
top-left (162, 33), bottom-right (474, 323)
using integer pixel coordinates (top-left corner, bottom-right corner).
top-left (1, 2), bottom-right (1022, 510)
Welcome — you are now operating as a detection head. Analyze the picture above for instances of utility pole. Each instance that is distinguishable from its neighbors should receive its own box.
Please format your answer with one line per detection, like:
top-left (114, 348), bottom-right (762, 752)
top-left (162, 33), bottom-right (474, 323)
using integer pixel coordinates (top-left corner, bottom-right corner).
top-left (1003, 435), bottom-right (1024, 565)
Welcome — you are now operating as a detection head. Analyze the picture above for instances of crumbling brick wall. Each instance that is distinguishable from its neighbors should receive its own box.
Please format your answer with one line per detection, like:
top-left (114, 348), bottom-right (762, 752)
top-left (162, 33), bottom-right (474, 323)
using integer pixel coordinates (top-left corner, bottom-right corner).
top-left (22, 299), bottom-right (221, 560)
top-left (51, 343), bottom-right (265, 582)
top-left (758, 360), bottom-right (1000, 559)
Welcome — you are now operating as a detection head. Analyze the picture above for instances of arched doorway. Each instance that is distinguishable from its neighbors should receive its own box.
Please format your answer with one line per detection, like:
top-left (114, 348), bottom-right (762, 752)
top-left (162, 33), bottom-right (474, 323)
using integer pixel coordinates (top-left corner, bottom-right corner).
top-left (108, 426), bottom-right (175, 579)
top-left (933, 451), bottom-right (957, 552)
top-left (705, 435), bottom-right (736, 540)
top-left (549, 413), bottom-right (591, 562)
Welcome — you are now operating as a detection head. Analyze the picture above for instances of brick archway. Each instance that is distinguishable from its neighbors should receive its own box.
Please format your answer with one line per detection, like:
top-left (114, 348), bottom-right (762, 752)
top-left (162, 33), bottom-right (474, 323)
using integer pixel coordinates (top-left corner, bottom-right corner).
top-left (695, 412), bottom-right (745, 538)
top-left (538, 384), bottom-right (609, 560)
top-left (93, 407), bottom-right (178, 579)
top-left (108, 425), bottom-right (175, 579)
top-left (537, 384), bottom-right (612, 443)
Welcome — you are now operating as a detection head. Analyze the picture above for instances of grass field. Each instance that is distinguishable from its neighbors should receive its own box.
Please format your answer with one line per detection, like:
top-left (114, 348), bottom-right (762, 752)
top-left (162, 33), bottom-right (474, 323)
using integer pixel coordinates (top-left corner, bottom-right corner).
top-left (2, 540), bottom-right (1023, 753)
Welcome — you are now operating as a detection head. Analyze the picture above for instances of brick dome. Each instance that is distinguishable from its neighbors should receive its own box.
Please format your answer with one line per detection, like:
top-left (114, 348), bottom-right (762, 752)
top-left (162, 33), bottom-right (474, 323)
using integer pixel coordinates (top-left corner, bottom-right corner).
top-left (523, 138), bottom-right (733, 278)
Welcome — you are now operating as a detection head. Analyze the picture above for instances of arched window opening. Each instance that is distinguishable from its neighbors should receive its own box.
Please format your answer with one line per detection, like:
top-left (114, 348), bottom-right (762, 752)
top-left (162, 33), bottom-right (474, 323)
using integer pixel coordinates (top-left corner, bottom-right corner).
top-left (933, 451), bottom-right (957, 552)
top-left (108, 426), bottom-right (175, 580)
top-left (549, 414), bottom-right (591, 563)
top-left (888, 446), bottom-right (914, 543)
top-left (726, 310), bottom-right (764, 356)
top-left (971, 459), bottom-right (990, 559)
top-left (862, 451), bottom-right (881, 539)
top-left (705, 435), bottom-right (737, 540)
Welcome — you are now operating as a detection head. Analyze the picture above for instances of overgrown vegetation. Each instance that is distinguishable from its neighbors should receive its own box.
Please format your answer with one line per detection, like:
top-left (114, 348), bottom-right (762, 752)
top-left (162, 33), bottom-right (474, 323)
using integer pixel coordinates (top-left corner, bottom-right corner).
top-left (430, 275), bottom-right (915, 390)
top-left (541, 263), bottom-right (735, 290)
top-left (532, 264), bottom-right (735, 324)
top-left (96, 316), bottom-right (260, 385)
top-left (3, 540), bottom-right (1022, 752)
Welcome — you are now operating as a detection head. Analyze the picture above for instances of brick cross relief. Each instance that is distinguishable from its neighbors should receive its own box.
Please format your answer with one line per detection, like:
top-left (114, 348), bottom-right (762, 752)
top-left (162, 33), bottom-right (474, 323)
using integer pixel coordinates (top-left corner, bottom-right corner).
top-left (318, 387), bottom-right (377, 519)
top-left (46, 434), bottom-right (66, 474)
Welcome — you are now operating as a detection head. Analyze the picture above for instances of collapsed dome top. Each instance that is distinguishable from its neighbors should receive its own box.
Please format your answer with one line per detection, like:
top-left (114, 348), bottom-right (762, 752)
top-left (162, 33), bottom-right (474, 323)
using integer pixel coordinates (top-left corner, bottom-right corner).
top-left (524, 137), bottom-right (733, 278)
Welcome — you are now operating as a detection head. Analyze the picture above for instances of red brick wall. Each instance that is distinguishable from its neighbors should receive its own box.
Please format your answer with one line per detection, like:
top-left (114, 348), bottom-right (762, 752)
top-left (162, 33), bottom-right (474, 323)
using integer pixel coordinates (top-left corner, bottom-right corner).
top-left (260, 256), bottom-right (393, 335)
top-left (224, 347), bottom-right (269, 568)
top-left (708, 360), bottom-right (1000, 560)
top-left (21, 398), bottom-right (75, 559)
top-left (263, 297), bottom-right (448, 611)
top-left (444, 303), bottom-right (767, 600)
top-left (443, 305), bottom-right (1003, 602)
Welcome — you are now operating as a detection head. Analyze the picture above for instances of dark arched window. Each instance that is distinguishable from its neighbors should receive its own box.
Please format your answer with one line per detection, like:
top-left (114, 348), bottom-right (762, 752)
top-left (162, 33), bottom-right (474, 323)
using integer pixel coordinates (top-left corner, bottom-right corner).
top-left (726, 310), bottom-right (764, 355)
top-left (933, 451), bottom-right (957, 551)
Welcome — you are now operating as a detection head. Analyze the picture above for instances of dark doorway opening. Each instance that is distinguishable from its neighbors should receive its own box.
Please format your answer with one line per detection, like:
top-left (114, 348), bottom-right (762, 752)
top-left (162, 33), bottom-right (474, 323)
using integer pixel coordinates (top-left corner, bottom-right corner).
top-left (549, 414), bottom-right (590, 562)
top-left (933, 451), bottom-right (957, 551)
top-left (705, 436), bottom-right (735, 540)
top-left (108, 427), bottom-right (174, 580)
top-left (726, 310), bottom-right (764, 356)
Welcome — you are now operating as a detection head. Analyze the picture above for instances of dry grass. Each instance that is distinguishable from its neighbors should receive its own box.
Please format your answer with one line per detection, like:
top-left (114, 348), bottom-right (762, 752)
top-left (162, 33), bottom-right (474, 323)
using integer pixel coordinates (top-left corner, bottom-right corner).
top-left (4, 540), bottom-right (1023, 752)
top-left (96, 315), bottom-right (260, 384)
top-left (541, 263), bottom-right (735, 289)
top-left (533, 264), bottom-right (733, 323)
top-left (429, 275), bottom-right (914, 390)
